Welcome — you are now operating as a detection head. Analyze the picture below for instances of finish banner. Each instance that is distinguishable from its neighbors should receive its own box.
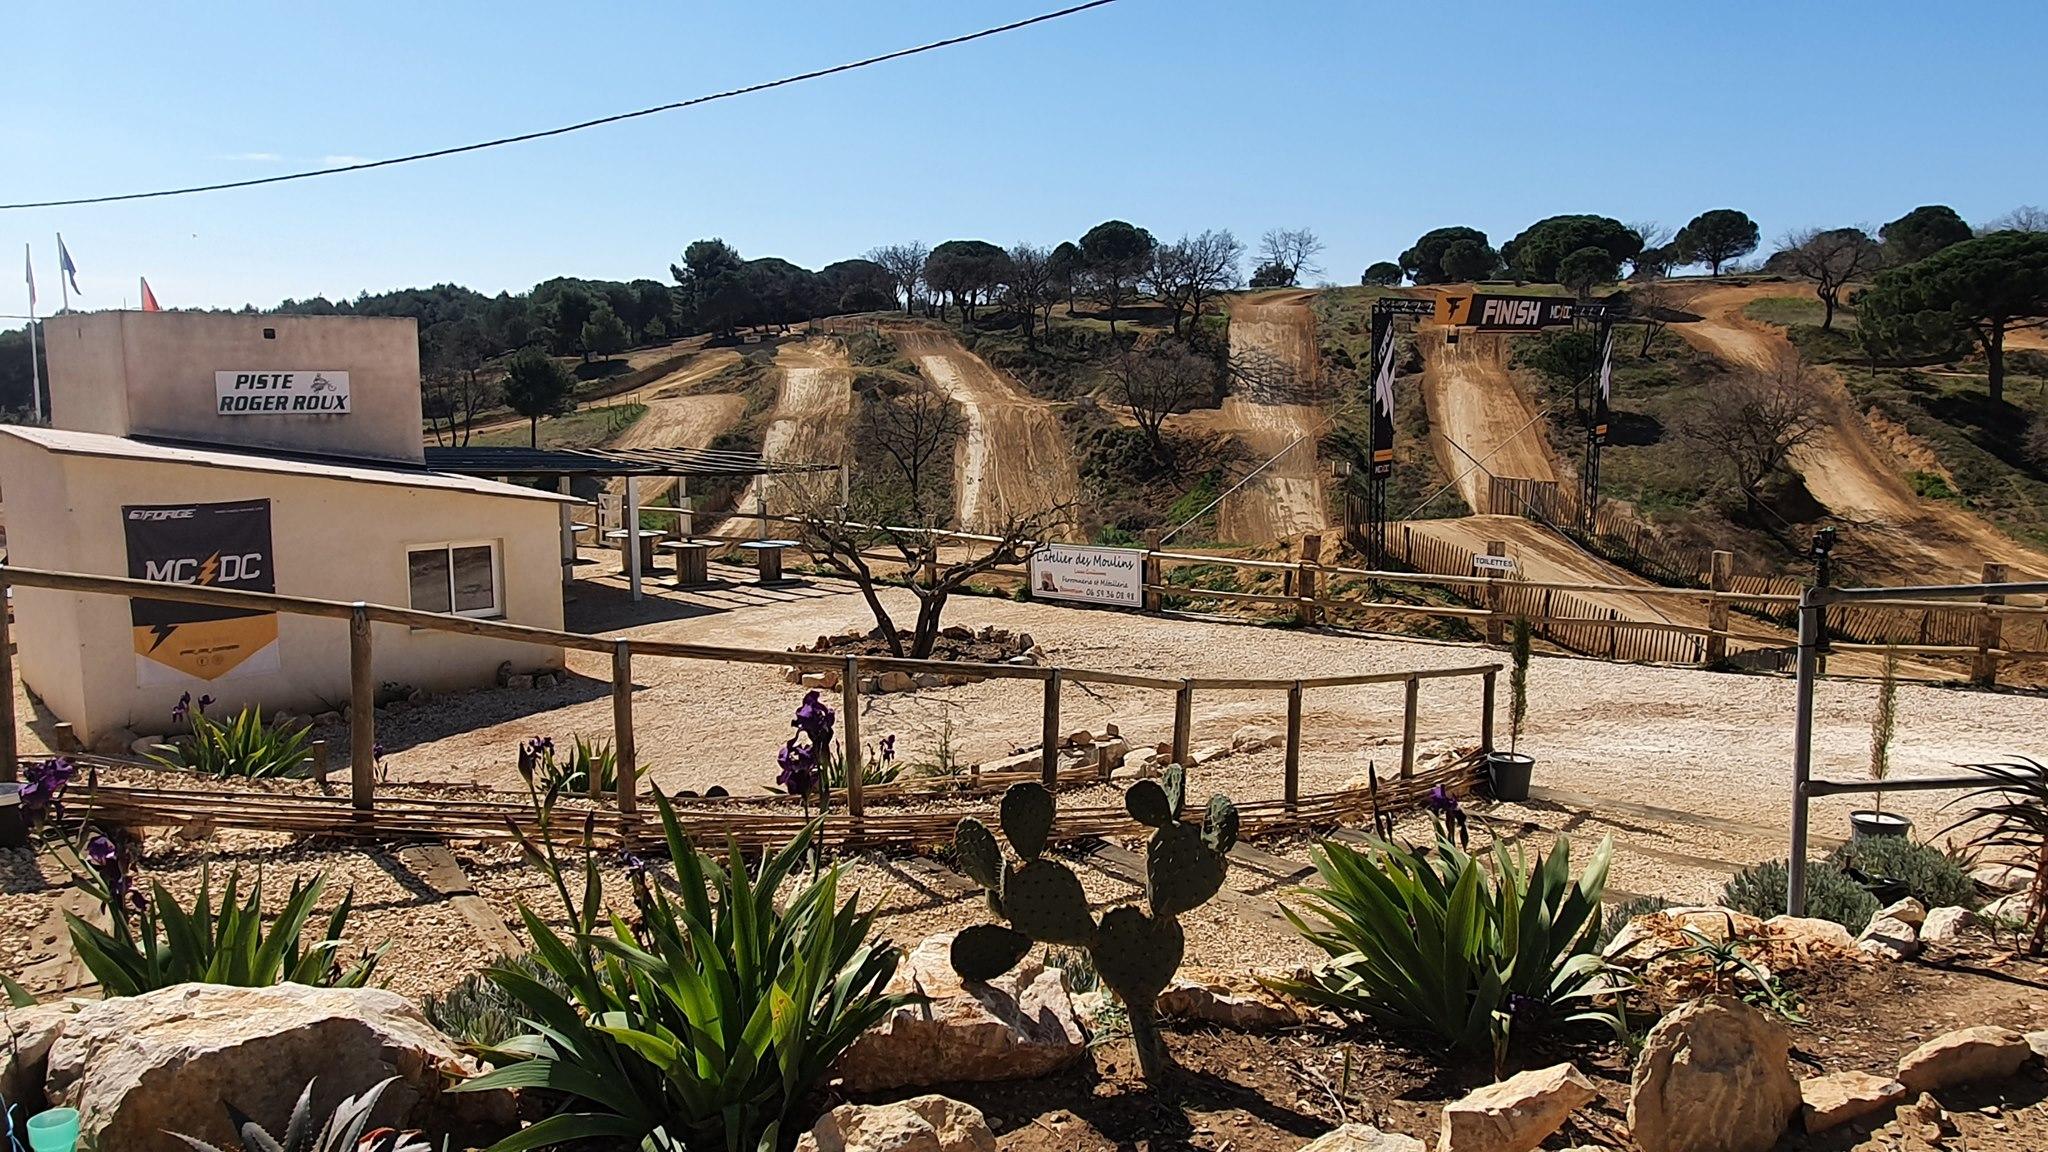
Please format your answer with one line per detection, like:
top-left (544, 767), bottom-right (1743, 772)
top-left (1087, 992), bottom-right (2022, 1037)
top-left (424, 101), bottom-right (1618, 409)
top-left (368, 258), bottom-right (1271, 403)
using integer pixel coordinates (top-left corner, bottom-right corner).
top-left (123, 499), bottom-right (281, 684)
top-left (1434, 292), bottom-right (1579, 331)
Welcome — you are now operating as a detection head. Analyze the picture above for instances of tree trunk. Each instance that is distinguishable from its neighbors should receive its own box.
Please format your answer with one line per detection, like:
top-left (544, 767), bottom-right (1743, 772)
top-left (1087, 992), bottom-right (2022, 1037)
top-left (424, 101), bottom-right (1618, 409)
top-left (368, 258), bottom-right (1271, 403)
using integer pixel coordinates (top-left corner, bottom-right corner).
top-left (1988, 323), bottom-right (2005, 405)
top-left (910, 591), bottom-right (947, 659)
top-left (852, 576), bottom-right (903, 657)
top-left (1820, 288), bottom-right (1838, 332)
top-left (529, 416), bottom-right (539, 448)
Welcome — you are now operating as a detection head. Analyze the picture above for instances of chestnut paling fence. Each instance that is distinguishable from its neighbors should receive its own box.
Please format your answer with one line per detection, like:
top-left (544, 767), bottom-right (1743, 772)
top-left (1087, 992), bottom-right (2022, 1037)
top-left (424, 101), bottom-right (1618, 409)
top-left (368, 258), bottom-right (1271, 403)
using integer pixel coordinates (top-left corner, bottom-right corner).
top-left (0, 563), bottom-right (1501, 850)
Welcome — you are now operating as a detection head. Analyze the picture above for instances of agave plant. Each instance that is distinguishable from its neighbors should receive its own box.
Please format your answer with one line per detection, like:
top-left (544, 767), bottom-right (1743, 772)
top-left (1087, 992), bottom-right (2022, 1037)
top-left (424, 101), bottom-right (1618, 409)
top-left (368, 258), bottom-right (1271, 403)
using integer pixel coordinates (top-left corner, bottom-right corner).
top-left (169, 1077), bottom-right (432, 1152)
top-left (1941, 758), bottom-right (2048, 952)
top-left (1268, 810), bottom-right (1618, 1057)
top-left (453, 791), bottom-right (913, 1152)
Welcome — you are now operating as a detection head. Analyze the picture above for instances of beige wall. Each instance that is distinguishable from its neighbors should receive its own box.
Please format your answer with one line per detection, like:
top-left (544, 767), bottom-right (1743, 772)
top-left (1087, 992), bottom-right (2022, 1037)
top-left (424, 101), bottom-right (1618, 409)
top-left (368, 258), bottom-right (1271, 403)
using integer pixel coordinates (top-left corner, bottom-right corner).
top-left (45, 311), bottom-right (426, 464)
top-left (0, 438), bottom-right (564, 743)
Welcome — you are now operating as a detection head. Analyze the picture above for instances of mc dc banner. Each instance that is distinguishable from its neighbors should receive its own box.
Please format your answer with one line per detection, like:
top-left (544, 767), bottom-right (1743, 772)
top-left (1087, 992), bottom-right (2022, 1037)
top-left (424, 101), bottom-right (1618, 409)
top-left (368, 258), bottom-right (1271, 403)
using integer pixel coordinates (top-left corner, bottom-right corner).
top-left (122, 499), bottom-right (281, 685)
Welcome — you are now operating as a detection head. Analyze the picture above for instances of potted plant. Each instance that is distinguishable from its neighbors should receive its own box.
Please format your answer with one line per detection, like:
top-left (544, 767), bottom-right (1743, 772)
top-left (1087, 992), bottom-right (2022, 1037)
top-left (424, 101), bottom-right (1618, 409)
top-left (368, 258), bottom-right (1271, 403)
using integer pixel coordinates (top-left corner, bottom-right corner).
top-left (1850, 649), bottom-right (1911, 839)
top-left (1488, 616), bottom-right (1536, 801)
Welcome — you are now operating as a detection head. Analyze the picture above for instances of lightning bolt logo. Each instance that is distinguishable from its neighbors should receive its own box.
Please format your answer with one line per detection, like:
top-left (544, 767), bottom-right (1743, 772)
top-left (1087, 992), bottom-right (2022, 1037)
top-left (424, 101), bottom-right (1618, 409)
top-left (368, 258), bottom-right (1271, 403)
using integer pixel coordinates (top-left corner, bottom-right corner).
top-left (147, 623), bottom-right (177, 652)
top-left (198, 553), bottom-right (220, 585)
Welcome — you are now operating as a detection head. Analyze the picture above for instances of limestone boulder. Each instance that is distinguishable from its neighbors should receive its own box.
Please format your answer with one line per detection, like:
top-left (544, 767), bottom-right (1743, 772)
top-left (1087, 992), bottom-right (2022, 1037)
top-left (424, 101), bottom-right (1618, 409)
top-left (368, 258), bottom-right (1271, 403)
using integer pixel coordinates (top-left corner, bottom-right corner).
top-left (0, 1000), bottom-right (82, 1112)
top-left (1895, 1026), bottom-right (2032, 1094)
top-left (796, 1095), bottom-right (996, 1152)
top-left (1156, 968), bottom-right (1301, 1031)
top-left (2030, 1030), bottom-right (2048, 1062)
top-left (1919, 905), bottom-right (1976, 944)
top-left (836, 932), bottom-right (1085, 1091)
top-left (1604, 907), bottom-right (1763, 966)
top-left (1762, 915), bottom-right (1858, 955)
top-left (41, 983), bottom-right (512, 1152)
top-left (1627, 996), bottom-right (1799, 1152)
top-left (1856, 914), bottom-right (1921, 961)
top-left (1231, 725), bottom-right (1285, 753)
top-left (1799, 1070), bottom-right (1905, 1133)
top-left (1437, 1062), bottom-right (1596, 1152)
top-left (1298, 1125), bottom-right (1426, 1152)
top-left (1875, 897), bottom-right (1926, 927)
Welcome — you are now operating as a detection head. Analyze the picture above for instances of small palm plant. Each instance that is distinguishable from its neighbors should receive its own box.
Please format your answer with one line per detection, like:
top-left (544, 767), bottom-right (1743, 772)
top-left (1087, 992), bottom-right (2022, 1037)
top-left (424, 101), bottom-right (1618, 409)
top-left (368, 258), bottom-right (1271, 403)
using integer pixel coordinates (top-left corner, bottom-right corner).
top-left (1941, 758), bottom-right (2048, 953)
top-left (1868, 649), bottom-right (1899, 817)
top-left (168, 1077), bottom-right (432, 1152)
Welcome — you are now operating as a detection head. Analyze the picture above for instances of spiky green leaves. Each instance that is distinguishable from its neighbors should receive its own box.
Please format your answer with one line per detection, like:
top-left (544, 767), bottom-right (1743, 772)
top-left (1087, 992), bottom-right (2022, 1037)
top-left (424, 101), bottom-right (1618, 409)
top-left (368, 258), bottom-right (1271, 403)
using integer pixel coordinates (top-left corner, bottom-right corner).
top-left (1002, 860), bottom-right (1096, 946)
top-left (1093, 905), bottom-right (1184, 1009)
top-left (1146, 822), bottom-right (1228, 918)
top-left (1125, 779), bottom-right (1172, 827)
top-left (951, 924), bottom-right (1032, 983)
top-left (1203, 794), bottom-right (1239, 854)
top-left (956, 817), bottom-right (1003, 890)
top-left (1000, 783), bottom-right (1055, 861)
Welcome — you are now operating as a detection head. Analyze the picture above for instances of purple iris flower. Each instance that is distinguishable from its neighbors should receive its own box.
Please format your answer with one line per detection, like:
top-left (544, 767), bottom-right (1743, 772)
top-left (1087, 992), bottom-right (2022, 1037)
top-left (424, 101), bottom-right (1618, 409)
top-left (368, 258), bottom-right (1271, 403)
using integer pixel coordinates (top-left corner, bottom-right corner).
top-left (18, 756), bottom-right (77, 826)
top-left (879, 734), bottom-right (896, 764)
top-left (86, 834), bottom-right (119, 870)
top-left (1426, 784), bottom-right (1460, 816)
top-left (170, 692), bottom-right (192, 724)
top-left (620, 850), bottom-right (649, 879)
top-left (792, 691), bottom-right (835, 746)
top-left (196, 694), bottom-right (214, 714)
top-left (777, 738), bottom-right (819, 797)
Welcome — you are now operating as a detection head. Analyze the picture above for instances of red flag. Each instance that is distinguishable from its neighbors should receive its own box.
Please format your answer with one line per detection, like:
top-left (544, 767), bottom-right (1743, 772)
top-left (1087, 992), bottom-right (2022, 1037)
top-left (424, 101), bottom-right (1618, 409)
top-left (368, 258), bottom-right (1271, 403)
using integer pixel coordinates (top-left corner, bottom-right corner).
top-left (140, 277), bottom-right (161, 312)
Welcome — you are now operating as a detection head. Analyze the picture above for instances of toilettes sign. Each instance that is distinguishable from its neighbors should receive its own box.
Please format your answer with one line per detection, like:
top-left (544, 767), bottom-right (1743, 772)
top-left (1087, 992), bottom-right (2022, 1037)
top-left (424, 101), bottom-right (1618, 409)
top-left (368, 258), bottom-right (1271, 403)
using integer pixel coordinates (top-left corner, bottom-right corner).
top-left (215, 371), bottom-right (351, 415)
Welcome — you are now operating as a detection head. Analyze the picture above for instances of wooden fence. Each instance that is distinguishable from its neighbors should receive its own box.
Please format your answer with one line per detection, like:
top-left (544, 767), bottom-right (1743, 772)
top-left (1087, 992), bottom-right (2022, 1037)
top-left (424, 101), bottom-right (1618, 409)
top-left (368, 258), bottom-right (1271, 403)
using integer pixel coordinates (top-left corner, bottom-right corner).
top-left (0, 563), bottom-right (1500, 843)
top-left (1488, 477), bottom-right (1712, 588)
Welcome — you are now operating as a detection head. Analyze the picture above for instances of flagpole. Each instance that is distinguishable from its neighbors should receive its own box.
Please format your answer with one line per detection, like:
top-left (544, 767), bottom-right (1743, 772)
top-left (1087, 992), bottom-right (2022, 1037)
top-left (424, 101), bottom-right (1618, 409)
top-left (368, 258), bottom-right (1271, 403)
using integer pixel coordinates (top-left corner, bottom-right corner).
top-left (25, 244), bottom-right (42, 422)
top-left (56, 233), bottom-right (69, 315)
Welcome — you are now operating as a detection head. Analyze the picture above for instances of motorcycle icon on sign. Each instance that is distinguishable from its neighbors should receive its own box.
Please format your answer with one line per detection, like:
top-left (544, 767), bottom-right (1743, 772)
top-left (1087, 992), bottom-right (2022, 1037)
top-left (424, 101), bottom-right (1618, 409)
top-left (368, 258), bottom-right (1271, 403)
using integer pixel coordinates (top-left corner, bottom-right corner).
top-left (309, 374), bottom-right (335, 393)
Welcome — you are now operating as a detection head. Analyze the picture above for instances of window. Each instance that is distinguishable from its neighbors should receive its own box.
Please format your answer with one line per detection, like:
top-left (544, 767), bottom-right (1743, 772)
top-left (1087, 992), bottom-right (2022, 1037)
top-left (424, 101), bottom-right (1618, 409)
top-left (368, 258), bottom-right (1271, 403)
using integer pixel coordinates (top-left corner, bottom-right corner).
top-left (407, 541), bottom-right (501, 618)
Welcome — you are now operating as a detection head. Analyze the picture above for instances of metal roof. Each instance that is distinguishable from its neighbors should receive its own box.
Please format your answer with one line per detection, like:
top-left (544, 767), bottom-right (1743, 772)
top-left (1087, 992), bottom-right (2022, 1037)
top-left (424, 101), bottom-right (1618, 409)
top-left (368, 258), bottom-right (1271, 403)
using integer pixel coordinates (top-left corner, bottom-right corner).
top-left (423, 445), bottom-right (842, 479)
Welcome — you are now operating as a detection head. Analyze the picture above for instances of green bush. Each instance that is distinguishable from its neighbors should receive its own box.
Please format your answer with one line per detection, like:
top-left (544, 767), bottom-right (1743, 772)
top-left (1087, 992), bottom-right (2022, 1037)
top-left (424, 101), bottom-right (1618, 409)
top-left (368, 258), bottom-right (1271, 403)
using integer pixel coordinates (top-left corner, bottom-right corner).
top-left (1829, 836), bottom-right (1980, 910)
top-left (149, 695), bottom-right (313, 779)
top-left (67, 862), bottom-right (384, 997)
top-left (455, 796), bottom-right (912, 1152)
top-left (1721, 859), bottom-right (1879, 932)
top-left (425, 953), bottom-right (573, 1048)
top-left (1269, 818), bottom-right (1617, 1053)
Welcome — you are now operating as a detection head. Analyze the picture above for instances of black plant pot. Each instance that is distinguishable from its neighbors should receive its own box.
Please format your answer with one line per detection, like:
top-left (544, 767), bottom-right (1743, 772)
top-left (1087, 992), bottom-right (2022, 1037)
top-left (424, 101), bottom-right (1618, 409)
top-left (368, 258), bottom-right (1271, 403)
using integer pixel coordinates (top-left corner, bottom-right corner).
top-left (0, 784), bottom-right (25, 850)
top-left (1487, 752), bottom-right (1535, 802)
top-left (1848, 810), bottom-right (1912, 839)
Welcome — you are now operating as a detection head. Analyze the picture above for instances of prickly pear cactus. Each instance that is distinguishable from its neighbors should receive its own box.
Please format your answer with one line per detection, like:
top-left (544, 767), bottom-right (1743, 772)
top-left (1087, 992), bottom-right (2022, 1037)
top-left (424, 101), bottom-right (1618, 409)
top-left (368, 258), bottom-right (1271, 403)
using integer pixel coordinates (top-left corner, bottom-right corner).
top-left (948, 772), bottom-right (1239, 1081)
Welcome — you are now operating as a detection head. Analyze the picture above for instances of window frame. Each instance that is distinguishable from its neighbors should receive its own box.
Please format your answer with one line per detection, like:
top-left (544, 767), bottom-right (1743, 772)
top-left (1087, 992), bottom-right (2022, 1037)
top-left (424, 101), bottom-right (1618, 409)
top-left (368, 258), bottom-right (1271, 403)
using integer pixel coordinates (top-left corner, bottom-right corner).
top-left (405, 539), bottom-right (504, 620)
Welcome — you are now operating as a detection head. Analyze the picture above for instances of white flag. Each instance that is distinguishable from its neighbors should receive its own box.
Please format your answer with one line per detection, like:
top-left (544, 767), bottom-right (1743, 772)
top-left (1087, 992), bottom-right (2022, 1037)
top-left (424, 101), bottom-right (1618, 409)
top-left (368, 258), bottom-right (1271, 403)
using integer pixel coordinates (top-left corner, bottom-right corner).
top-left (1373, 322), bottom-right (1398, 417)
top-left (1597, 328), bottom-right (1614, 405)
top-left (24, 244), bottom-right (34, 311)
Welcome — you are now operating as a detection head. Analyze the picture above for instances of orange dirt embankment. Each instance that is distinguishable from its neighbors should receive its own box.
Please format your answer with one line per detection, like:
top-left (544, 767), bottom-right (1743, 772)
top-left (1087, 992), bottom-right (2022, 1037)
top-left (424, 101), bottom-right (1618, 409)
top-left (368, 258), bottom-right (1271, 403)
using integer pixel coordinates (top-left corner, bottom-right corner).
top-left (1675, 283), bottom-right (2048, 583)
top-left (892, 328), bottom-right (1080, 533)
top-left (1417, 330), bottom-right (1557, 514)
top-left (1217, 290), bottom-right (1329, 542)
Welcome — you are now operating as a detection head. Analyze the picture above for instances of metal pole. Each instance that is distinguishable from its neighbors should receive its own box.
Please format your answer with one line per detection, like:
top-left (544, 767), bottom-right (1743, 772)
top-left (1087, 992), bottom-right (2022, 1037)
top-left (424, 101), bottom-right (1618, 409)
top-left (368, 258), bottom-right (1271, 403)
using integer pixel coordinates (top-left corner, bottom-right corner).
top-left (1787, 592), bottom-right (1822, 917)
top-left (24, 246), bottom-right (40, 423)
top-left (1283, 681), bottom-right (1302, 810)
top-left (558, 477), bottom-right (575, 589)
top-left (625, 475), bottom-right (642, 601)
top-left (0, 571), bottom-right (15, 781)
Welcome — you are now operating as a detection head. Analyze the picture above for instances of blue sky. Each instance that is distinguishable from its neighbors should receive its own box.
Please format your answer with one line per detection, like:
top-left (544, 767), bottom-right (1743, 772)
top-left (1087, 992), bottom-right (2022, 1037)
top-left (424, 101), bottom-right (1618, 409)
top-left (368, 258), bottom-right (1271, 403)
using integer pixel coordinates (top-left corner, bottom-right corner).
top-left (4, 0), bottom-right (2043, 325)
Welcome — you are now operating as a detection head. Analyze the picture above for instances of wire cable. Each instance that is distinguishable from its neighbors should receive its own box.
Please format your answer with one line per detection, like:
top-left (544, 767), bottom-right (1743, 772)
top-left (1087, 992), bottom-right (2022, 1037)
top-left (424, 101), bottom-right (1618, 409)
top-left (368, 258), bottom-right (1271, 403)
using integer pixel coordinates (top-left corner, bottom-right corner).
top-left (1, 0), bottom-right (1120, 211)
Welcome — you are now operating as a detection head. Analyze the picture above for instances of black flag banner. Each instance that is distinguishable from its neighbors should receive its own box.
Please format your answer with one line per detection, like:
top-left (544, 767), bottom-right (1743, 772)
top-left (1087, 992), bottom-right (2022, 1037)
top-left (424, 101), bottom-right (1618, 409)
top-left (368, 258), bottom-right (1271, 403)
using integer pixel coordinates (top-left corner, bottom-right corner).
top-left (1370, 314), bottom-right (1398, 476)
top-left (122, 499), bottom-right (280, 684)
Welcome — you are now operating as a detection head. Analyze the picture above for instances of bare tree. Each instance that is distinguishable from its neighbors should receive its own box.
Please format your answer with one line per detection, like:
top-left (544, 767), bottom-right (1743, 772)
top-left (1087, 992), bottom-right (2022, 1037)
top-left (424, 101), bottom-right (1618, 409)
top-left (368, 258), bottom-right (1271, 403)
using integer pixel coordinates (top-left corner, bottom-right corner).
top-left (867, 242), bottom-right (929, 315)
top-left (1116, 341), bottom-right (1219, 457)
top-left (1983, 206), bottom-right (2048, 234)
top-left (791, 383), bottom-right (1073, 658)
top-left (421, 322), bottom-right (497, 446)
top-left (1776, 227), bottom-right (1884, 331)
top-left (1677, 348), bottom-right (1825, 498)
top-left (1003, 243), bottom-right (1058, 348)
top-left (1258, 228), bottom-right (1325, 285)
top-left (1625, 275), bottom-right (1676, 357)
top-left (1146, 230), bottom-right (1244, 339)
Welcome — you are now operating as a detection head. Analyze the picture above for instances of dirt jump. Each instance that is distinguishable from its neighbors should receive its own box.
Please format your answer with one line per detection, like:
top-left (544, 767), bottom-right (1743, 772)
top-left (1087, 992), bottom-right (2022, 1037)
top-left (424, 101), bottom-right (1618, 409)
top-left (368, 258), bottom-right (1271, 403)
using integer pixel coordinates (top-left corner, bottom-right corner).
top-left (597, 351), bottom-right (746, 503)
top-left (720, 340), bottom-right (853, 530)
top-left (1217, 290), bottom-right (1330, 542)
top-left (893, 328), bottom-right (1080, 533)
top-left (1417, 330), bottom-right (1557, 515)
top-left (1675, 283), bottom-right (2048, 583)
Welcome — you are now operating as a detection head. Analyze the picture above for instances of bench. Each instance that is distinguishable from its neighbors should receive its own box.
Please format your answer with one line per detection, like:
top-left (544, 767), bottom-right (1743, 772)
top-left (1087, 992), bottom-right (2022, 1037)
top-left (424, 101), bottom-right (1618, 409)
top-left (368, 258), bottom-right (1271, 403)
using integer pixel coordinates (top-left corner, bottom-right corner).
top-left (603, 528), bottom-right (668, 573)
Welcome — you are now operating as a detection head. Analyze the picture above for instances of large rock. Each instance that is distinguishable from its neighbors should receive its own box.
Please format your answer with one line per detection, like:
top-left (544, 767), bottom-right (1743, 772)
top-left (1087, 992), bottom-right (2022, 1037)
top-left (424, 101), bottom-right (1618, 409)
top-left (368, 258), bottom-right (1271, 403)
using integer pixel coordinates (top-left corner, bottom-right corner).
top-left (1231, 725), bottom-right (1285, 753)
top-left (796, 1095), bottom-right (996, 1152)
top-left (1298, 1125), bottom-right (1426, 1152)
top-left (1437, 1062), bottom-right (1596, 1152)
top-left (1895, 1026), bottom-right (2032, 1093)
top-left (1799, 1071), bottom-right (1905, 1133)
top-left (836, 932), bottom-right (1085, 1091)
top-left (1627, 996), bottom-right (1799, 1152)
top-left (1762, 915), bottom-right (1858, 955)
top-left (1919, 906), bottom-right (1975, 944)
top-left (1157, 968), bottom-right (1301, 1031)
top-left (1856, 915), bottom-right (1920, 961)
top-left (41, 983), bottom-right (511, 1152)
top-left (0, 1001), bottom-right (81, 1113)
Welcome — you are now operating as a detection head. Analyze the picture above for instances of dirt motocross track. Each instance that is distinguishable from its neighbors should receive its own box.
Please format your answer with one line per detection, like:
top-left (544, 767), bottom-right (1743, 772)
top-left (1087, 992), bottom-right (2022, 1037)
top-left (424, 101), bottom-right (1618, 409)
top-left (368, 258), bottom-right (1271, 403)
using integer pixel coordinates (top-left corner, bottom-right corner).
top-left (1418, 330), bottom-right (1557, 514)
top-left (893, 328), bottom-right (1080, 533)
top-left (1675, 283), bottom-right (2048, 583)
top-left (720, 340), bottom-right (853, 529)
top-left (1217, 290), bottom-right (1331, 541)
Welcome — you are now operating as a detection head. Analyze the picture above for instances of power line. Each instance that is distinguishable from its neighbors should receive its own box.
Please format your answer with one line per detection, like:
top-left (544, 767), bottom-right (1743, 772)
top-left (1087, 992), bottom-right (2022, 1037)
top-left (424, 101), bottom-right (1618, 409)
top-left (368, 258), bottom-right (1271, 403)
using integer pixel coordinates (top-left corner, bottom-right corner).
top-left (1, 0), bottom-right (1121, 212)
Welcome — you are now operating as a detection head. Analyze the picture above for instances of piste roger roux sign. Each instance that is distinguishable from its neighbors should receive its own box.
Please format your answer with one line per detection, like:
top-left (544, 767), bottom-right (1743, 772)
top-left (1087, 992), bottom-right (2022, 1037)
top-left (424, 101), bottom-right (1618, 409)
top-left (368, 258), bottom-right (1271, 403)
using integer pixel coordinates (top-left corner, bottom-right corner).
top-left (214, 370), bottom-right (351, 416)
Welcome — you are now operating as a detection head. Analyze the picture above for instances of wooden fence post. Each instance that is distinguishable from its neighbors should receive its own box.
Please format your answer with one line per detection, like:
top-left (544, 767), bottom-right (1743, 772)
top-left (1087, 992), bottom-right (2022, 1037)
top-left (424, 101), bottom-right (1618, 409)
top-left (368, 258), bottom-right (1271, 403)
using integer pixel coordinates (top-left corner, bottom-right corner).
top-left (1480, 669), bottom-right (1497, 754)
top-left (1284, 681), bottom-right (1303, 810)
top-left (1705, 549), bottom-right (1732, 665)
top-left (1171, 680), bottom-right (1194, 765)
top-left (612, 641), bottom-right (637, 820)
top-left (348, 605), bottom-right (376, 816)
top-left (1041, 669), bottom-right (1062, 786)
top-left (1974, 562), bottom-right (2007, 686)
top-left (0, 572), bottom-right (15, 783)
top-left (1484, 540), bottom-right (1506, 645)
top-left (1400, 675), bottom-right (1419, 778)
top-left (842, 657), bottom-right (863, 819)
top-left (1142, 552), bottom-right (1162, 613)
top-left (1297, 534), bottom-right (1322, 627)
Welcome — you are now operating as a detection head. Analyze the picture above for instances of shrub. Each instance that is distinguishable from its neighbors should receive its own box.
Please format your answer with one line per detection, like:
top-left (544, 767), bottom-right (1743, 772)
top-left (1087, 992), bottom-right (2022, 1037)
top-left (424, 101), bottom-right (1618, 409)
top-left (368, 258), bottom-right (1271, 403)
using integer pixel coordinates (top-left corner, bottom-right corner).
top-left (424, 953), bottom-right (572, 1048)
top-left (167, 1076), bottom-right (430, 1152)
top-left (517, 735), bottom-right (618, 802)
top-left (1720, 859), bottom-right (1879, 932)
top-left (149, 694), bottom-right (313, 779)
top-left (455, 795), bottom-right (912, 1152)
top-left (1269, 813), bottom-right (1617, 1056)
top-left (67, 848), bottom-right (384, 997)
top-left (1829, 836), bottom-right (1979, 911)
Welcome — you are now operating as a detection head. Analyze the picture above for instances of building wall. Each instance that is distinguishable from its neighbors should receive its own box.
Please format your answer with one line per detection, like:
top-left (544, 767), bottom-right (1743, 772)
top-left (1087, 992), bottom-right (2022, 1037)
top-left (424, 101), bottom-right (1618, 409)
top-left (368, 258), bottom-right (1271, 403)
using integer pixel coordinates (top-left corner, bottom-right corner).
top-left (0, 438), bottom-right (564, 743)
top-left (45, 311), bottom-right (426, 464)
